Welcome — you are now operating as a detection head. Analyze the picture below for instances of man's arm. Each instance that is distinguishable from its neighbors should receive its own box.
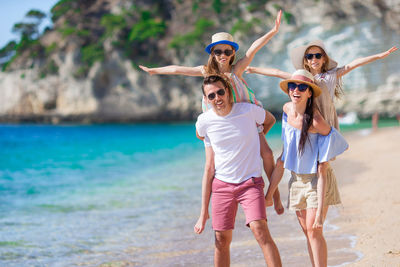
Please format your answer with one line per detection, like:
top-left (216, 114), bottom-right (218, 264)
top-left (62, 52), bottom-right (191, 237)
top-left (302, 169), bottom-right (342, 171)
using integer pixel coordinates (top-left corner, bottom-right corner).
top-left (262, 110), bottom-right (276, 135)
top-left (194, 146), bottom-right (215, 234)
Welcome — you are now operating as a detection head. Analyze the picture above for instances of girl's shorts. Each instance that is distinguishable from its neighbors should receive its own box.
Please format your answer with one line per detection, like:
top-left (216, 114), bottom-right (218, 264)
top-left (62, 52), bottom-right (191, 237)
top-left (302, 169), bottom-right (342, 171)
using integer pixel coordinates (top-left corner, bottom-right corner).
top-left (287, 165), bottom-right (341, 211)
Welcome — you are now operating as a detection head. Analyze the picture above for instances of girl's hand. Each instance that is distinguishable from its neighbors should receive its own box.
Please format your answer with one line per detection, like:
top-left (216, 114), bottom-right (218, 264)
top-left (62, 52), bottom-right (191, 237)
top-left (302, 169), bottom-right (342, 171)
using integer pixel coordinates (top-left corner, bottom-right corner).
top-left (380, 46), bottom-right (398, 59)
top-left (245, 66), bottom-right (254, 74)
top-left (312, 215), bottom-right (323, 229)
top-left (139, 65), bottom-right (155, 75)
top-left (271, 10), bottom-right (282, 34)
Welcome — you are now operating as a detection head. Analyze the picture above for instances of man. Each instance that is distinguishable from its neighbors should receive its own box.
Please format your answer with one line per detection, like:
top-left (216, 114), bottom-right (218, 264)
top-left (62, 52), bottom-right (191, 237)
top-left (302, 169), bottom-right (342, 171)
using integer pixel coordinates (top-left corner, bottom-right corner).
top-left (194, 75), bottom-right (282, 266)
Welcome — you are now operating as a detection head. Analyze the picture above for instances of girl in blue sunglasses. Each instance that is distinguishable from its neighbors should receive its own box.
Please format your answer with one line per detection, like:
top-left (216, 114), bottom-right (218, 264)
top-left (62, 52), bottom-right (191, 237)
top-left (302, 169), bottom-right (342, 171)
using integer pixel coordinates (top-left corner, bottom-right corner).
top-left (139, 11), bottom-right (286, 217)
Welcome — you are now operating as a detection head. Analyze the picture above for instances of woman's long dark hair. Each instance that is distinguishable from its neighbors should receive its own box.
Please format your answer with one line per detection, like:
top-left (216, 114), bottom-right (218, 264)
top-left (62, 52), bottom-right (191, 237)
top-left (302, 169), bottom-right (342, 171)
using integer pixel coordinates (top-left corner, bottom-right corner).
top-left (298, 89), bottom-right (314, 156)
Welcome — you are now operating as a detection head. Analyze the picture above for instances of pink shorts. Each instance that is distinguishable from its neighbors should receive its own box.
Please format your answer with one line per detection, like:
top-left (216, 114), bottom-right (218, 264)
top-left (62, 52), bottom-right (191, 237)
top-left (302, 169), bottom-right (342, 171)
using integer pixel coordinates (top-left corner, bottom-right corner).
top-left (211, 177), bottom-right (266, 231)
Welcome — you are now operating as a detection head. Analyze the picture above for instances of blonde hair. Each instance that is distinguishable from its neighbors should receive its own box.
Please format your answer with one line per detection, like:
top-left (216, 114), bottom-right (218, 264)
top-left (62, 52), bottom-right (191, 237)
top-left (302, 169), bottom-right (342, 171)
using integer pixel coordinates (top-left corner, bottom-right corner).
top-left (303, 46), bottom-right (343, 98)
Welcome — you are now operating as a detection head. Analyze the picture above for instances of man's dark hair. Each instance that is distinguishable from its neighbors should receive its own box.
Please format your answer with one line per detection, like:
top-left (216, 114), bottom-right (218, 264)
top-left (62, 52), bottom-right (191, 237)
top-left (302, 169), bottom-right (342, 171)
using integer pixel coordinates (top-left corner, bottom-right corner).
top-left (201, 75), bottom-right (230, 96)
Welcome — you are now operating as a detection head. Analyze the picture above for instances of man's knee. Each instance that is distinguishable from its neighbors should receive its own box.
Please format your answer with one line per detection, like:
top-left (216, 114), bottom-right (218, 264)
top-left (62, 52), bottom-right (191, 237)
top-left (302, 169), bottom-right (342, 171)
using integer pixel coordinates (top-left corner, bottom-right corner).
top-left (250, 220), bottom-right (273, 243)
top-left (214, 231), bottom-right (232, 250)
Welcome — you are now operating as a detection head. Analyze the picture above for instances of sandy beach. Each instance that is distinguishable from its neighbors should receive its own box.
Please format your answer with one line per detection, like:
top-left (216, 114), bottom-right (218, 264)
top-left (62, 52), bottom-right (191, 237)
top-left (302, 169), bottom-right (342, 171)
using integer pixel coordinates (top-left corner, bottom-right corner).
top-left (331, 126), bottom-right (400, 266)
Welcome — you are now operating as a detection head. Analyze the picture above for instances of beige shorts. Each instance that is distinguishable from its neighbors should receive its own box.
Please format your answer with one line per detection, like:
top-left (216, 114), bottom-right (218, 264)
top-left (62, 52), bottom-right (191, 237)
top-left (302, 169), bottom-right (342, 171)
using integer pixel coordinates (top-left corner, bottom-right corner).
top-left (287, 165), bottom-right (341, 211)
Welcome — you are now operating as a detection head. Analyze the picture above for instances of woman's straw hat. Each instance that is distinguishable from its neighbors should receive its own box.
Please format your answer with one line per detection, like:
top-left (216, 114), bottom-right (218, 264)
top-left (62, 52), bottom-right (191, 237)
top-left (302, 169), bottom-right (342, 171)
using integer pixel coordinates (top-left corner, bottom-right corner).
top-left (279, 69), bottom-right (322, 97)
top-left (290, 40), bottom-right (338, 70)
top-left (205, 32), bottom-right (239, 54)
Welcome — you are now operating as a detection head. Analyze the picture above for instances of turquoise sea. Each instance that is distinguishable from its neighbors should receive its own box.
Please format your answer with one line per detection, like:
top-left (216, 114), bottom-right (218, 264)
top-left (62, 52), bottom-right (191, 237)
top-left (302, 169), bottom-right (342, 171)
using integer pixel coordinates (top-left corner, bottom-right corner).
top-left (0, 120), bottom-right (397, 266)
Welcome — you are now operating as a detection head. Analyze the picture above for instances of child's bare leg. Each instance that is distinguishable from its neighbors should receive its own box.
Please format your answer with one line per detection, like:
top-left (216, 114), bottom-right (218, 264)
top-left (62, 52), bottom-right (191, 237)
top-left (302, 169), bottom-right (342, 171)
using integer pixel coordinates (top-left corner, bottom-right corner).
top-left (314, 162), bottom-right (329, 229)
top-left (259, 133), bottom-right (284, 215)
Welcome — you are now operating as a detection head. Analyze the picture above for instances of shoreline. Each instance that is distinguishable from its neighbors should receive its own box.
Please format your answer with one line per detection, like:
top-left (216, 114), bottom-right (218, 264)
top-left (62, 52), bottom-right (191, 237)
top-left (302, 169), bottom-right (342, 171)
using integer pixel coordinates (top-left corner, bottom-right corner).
top-left (330, 126), bottom-right (400, 266)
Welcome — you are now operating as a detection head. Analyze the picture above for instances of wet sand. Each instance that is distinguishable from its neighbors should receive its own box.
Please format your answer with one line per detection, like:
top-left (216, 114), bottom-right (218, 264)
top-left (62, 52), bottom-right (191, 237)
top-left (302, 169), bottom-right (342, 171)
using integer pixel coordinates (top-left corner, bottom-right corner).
top-left (331, 126), bottom-right (400, 266)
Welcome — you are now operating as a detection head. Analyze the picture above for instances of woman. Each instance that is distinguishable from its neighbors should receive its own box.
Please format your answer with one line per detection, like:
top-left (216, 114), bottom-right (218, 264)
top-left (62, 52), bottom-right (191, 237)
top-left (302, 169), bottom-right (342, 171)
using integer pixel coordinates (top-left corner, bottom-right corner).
top-left (247, 40), bottom-right (397, 208)
top-left (140, 10), bottom-right (285, 214)
top-left (265, 69), bottom-right (348, 267)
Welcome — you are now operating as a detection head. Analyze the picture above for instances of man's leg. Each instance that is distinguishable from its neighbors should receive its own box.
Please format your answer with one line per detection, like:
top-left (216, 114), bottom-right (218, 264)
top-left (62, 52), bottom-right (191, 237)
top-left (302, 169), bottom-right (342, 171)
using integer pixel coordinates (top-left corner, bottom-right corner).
top-left (249, 220), bottom-right (282, 267)
top-left (214, 230), bottom-right (232, 267)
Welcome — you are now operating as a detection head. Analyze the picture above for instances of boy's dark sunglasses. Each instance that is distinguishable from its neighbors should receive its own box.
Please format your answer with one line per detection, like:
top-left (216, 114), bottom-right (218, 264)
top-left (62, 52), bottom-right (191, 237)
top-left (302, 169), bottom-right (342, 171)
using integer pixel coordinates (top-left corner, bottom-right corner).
top-left (213, 49), bottom-right (234, 56)
top-left (305, 53), bottom-right (323, 60)
top-left (287, 82), bottom-right (310, 92)
top-left (207, 88), bottom-right (226, 100)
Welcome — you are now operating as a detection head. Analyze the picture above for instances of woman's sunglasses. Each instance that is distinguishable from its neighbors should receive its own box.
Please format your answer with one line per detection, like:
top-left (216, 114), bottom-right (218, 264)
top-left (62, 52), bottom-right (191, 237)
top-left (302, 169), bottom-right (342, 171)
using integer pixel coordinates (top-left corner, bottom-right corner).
top-left (305, 53), bottom-right (323, 60)
top-left (213, 49), bottom-right (234, 56)
top-left (288, 82), bottom-right (310, 92)
top-left (207, 88), bottom-right (226, 100)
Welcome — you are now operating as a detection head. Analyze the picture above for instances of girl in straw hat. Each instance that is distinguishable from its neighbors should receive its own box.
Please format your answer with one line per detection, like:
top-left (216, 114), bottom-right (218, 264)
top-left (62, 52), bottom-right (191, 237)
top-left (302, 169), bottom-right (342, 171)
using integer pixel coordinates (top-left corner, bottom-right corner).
top-left (247, 40), bottom-right (398, 129)
top-left (265, 69), bottom-right (348, 267)
top-left (140, 11), bottom-right (285, 216)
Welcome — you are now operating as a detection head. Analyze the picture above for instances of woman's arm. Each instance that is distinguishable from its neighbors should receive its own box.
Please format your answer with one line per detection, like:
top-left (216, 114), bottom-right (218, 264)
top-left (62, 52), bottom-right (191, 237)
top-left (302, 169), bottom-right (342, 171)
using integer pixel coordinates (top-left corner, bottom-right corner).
top-left (246, 66), bottom-right (291, 79)
top-left (194, 146), bottom-right (215, 234)
top-left (139, 65), bottom-right (204, 76)
top-left (233, 10), bottom-right (282, 77)
top-left (337, 46), bottom-right (398, 77)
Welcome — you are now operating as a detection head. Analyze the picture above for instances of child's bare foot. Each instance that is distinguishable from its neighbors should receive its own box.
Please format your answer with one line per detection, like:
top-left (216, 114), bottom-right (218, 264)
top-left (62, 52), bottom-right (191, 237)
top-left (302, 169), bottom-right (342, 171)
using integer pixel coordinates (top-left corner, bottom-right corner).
top-left (274, 198), bottom-right (284, 215)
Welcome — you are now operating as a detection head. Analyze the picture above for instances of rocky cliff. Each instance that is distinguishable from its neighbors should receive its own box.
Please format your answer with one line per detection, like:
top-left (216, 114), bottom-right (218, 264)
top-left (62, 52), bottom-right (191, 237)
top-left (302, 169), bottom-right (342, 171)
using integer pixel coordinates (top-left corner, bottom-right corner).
top-left (0, 0), bottom-right (399, 123)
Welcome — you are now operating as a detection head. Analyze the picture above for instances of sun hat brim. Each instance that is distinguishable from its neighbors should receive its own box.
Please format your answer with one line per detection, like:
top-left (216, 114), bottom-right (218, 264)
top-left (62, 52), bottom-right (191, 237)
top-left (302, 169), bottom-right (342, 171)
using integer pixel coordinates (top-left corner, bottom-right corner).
top-left (279, 79), bottom-right (322, 98)
top-left (290, 40), bottom-right (338, 71)
top-left (205, 40), bottom-right (239, 54)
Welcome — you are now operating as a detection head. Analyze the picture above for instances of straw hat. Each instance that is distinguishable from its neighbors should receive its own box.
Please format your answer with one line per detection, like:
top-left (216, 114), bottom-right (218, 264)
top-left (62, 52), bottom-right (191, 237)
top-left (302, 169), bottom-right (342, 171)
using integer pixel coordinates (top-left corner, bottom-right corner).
top-left (290, 40), bottom-right (338, 71)
top-left (279, 69), bottom-right (322, 97)
top-left (205, 32), bottom-right (239, 54)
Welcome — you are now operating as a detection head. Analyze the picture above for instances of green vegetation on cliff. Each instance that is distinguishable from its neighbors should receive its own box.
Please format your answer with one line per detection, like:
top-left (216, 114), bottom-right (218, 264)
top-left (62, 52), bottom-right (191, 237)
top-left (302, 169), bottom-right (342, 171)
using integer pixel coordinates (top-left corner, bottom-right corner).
top-left (0, 0), bottom-right (278, 76)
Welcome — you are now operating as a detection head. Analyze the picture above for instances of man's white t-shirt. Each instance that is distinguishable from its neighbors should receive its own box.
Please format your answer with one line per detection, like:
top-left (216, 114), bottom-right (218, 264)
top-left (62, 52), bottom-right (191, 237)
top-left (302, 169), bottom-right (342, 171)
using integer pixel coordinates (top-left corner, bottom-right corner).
top-left (196, 103), bottom-right (265, 184)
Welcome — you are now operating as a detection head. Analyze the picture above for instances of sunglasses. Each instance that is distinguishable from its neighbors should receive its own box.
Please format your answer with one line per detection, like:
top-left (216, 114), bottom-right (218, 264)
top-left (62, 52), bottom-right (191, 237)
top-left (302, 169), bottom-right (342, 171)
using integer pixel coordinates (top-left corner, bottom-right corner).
top-left (207, 88), bottom-right (226, 100)
top-left (305, 53), bottom-right (323, 60)
top-left (287, 82), bottom-right (310, 92)
top-left (213, 49), bottom-right (234, 56)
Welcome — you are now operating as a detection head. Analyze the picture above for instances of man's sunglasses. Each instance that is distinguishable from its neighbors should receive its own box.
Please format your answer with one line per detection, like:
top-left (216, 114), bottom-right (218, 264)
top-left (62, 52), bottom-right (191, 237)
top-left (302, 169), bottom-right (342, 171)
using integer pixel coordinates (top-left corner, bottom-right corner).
top-left (213, 49), bottom-right (234, 56)
top-left (305, 53), bottom-right (323, 60)
top-left (207, 88), bottom-right (226, 100)
top-left (287, 82), bottom-right (310, 92)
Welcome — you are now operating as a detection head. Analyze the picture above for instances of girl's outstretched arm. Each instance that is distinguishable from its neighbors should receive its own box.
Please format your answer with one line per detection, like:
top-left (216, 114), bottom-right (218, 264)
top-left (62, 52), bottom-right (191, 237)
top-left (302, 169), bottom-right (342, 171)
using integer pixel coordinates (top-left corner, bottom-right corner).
top-left (246, 66), bottom-right (291, 80)
top-left (139, 65), bottom-right (204, 76)
top-left (234, 10), bottom-right (282, 77)
top-left (337, 46), bottom-right (398, 77)
top-left (194, 145), bottom-right (215, 234)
